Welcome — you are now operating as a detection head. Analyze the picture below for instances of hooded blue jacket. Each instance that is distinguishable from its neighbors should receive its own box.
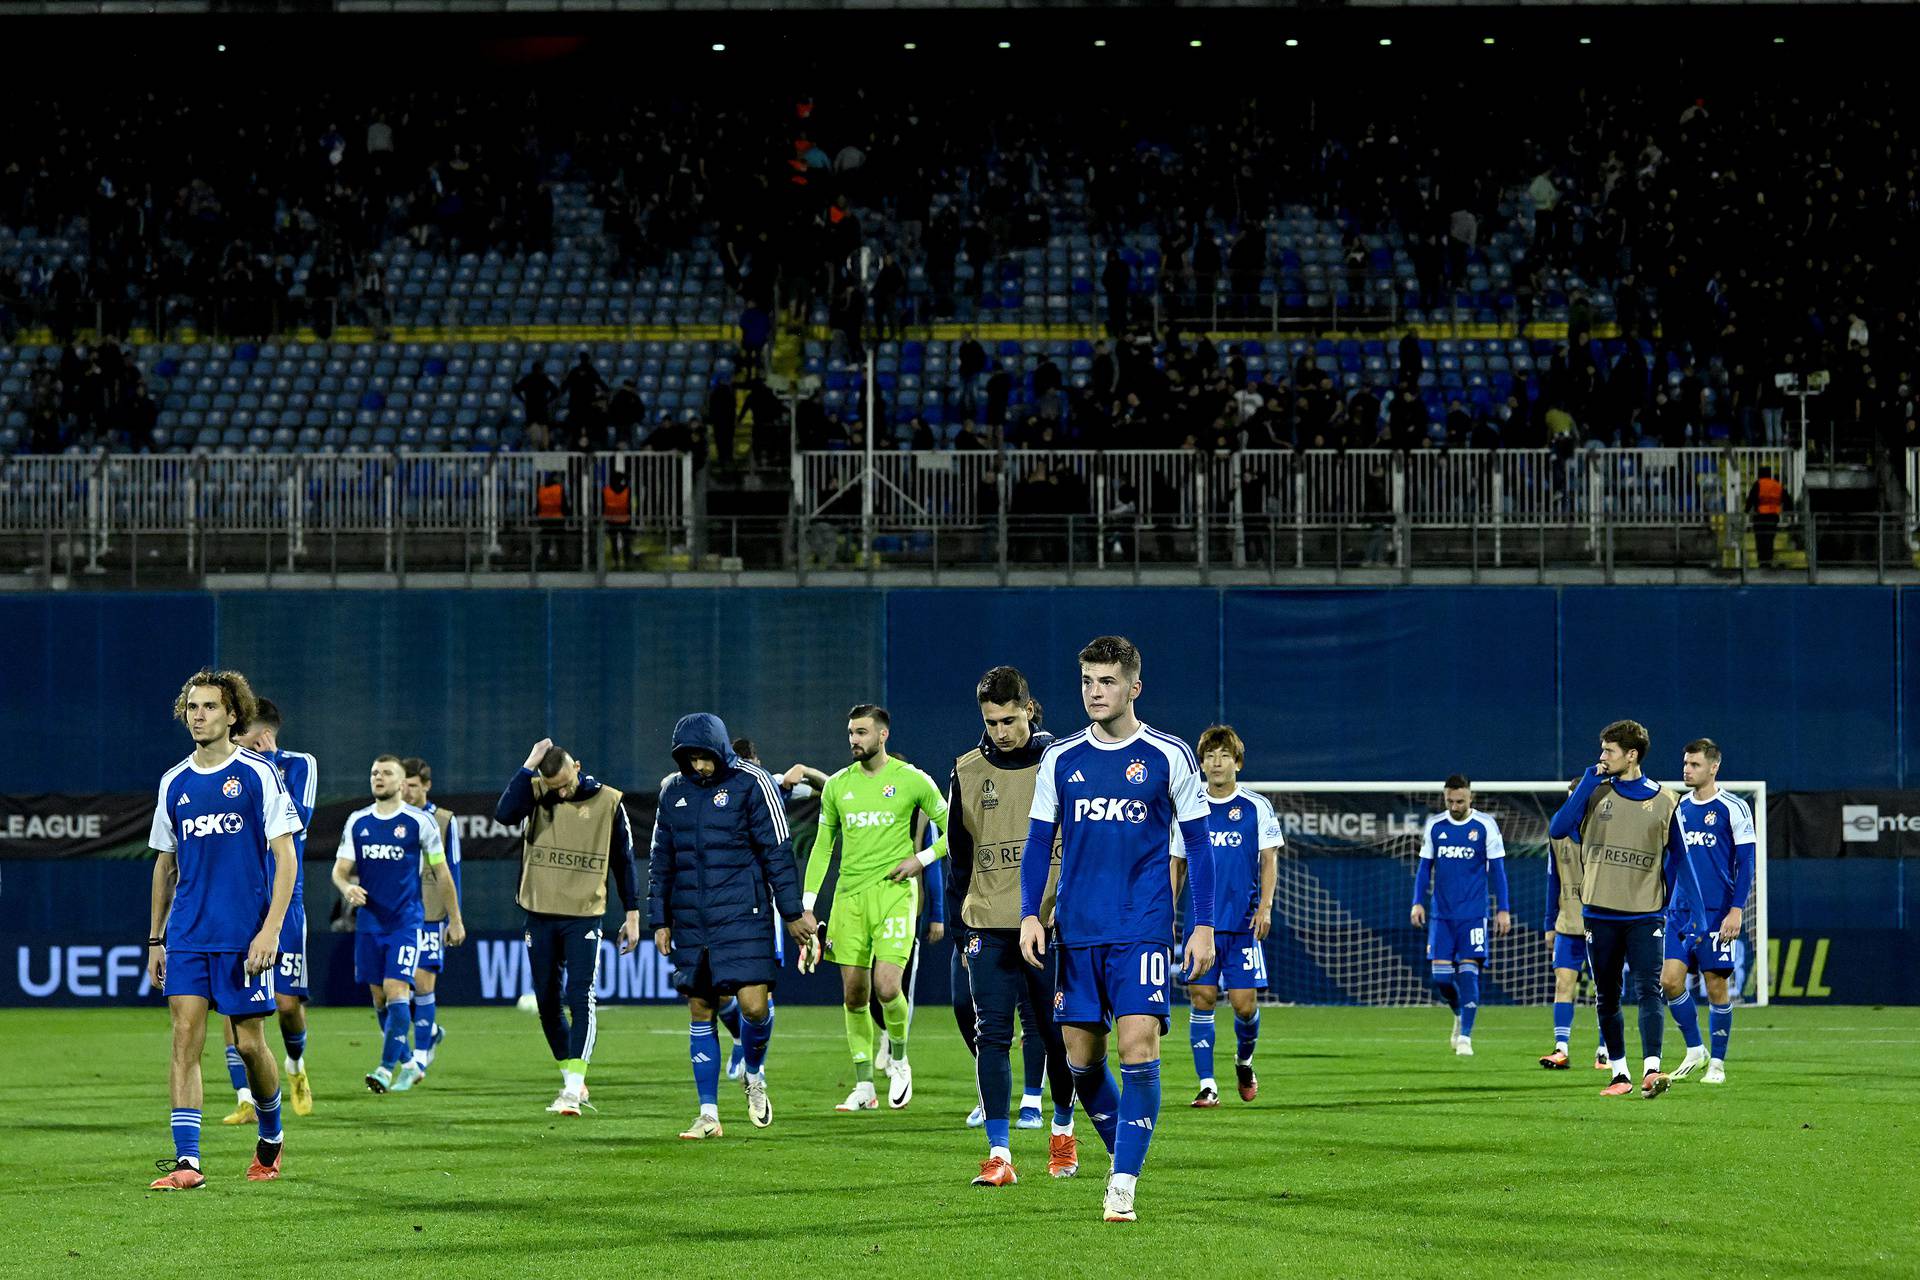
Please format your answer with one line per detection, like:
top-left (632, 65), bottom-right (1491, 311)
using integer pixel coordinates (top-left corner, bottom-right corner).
top-left (648, 713), bottom-right (804, 952)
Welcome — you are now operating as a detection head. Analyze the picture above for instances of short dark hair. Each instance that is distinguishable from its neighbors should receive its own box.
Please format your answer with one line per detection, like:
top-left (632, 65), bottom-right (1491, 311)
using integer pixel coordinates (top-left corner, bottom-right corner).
top-left (731, 737), bottom-right (758, 762)
top-left (1077, 635), bottom-right (1141, 681)
top-left (848, 704), bottom-right (890, 728)
top-left (1601, 719), bottom-right (1651, 763)
top-left (1683, 738), bottom-right (1722, 764)
top-left (401, 756), bottom-right (431, 783)
top-left (977, 666), bottom-right (1041, 727)
top-left (537, 746), bottom-right (571, 777)
top-left (373, 753), bottom-right (404, 769)
top-left (1444, 773), bottom-right (1472, 792)
top-left (249, 698), bottom-right (284, 731)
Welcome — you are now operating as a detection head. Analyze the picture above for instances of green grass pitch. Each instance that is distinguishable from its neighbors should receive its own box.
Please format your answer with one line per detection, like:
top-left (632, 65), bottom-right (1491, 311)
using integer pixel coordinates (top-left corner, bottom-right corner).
top-left (2, 1005), bottom-right (1915, 1279)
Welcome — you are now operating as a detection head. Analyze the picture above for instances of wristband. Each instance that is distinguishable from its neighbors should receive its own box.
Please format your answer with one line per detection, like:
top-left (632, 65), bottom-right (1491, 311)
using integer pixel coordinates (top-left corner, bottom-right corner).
top-left (148, 936), bottom-right (164, 946)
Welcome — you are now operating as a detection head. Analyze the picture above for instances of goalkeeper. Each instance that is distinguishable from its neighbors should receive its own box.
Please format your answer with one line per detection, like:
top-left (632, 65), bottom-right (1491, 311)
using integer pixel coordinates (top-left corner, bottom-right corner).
top-left (801, 704), bottom-right (949, 1113)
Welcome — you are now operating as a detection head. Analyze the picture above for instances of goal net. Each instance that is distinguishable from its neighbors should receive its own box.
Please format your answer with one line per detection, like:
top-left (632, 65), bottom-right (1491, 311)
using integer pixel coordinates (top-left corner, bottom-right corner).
top-left (1211, 782), bottom-right (1769, 1008)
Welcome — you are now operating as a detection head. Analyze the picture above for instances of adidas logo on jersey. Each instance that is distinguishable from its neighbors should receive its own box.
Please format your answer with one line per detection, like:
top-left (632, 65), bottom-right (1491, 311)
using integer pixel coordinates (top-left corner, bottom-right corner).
top-left (176, 794), bottom-right (190, 806)
top-left (1147, 990), bottom-right (1165, 1004)
top-left (1066, 770), bottom-right (1086, 784)
top-left (675, 798), bottom-right (688, 808)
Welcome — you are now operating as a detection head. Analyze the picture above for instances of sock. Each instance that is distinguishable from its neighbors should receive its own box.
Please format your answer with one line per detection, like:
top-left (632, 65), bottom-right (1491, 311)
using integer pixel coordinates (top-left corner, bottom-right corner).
top-left (1644, 1055), bottom-right (1662, 1075)
top-left (1455, 966), bottom-right (1481, 1039)
top-left (717, 997), bottom-right (743, 1041)
top-left (563, 1058), bottom-right (586, 1094)
top-left (1552, 1000), bottom-right (1574, 1051)
top-left (1432, 965), bottom-right (1459, 1012)
top-left (224, 1045), bottom-right (251, 1100)
top-left (1068, 1056), bottom-right (1121, 1155)
top-left (381, 1002), bottom-right (411, 1070)
top-left (690, 1020), bottom-right (720, 1107)
top-left (990, 1142), bottom-right (1011, 1162)
top-left (844, 1004), bottom-right (876, 1082)
top-left (1666, 989), bottom-right (1703, 1050)
top-left (412, 993), bottom-right (439, 1064)
top-left (978, 1035), bottom-right (1013, 1153)
top-left (255, 1089), bottom-right (283, 1143)
top-left (282, 1026), bottom-right (307, 1074)
top-left (880, 993), bottom-right (911, 1061)
top-left (1020, 1031), bottom-right (1046, 1098)
top-left (1113, 1061), bottom-right (1162, 1179)
top-left (1709, 1003), bottom-right (1732, 1062)
top-left (1188, 1011), bottom-right (1216, 1084)
top-left (1234, 1010), bottom-right (1261, 1065)
top-left (170, 1108), bottom-right (202, 1163)
top-left (741, 1009), bottom-right (774, 1077)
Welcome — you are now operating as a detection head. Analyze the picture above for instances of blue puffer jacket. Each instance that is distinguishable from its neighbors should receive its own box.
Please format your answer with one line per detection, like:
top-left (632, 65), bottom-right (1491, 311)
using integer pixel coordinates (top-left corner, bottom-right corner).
top-left (647, 712), bottom-right (803, 952)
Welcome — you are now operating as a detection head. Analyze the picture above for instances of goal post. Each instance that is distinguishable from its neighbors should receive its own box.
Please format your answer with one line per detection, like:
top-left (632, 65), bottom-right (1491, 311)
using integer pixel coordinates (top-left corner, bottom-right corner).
top-left (1227, 781), bottom-right (1769, 1009)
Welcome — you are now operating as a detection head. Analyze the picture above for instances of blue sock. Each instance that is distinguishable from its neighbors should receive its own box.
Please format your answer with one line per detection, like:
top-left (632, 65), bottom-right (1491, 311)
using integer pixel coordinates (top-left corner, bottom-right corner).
top-left (1667, 989), bottom-right (1703, 1049)
top-left (1432, 964), bottom-right (1459, 1012)
top-left (412, 993), bottom-right (438, 1060)
top-left (381, 1002), bottom-right (411, 1069)
top-left (1188, 1011), bottom-right (1216, 1082)
top-left (1068, 1056), bottom-right (1121, 1155)
top-left (256, 1089), bottom-right (283, 1143)
top-left (1020, 1031), bottom-right (1046, 1098)
top-left (717, 997), bottom-right (742, 1040)
top-left (690, 1020), bottom-right (720, 1106)
top-left (1709, 1003), bottom-right (1732, 1061)
top-left (170, 1108), bottom-right (201, 1162)
top-left (1114, 1061), bottom-right (1162, 1178)
top-left (224, 1045), bottom-right (249, 1095)
top-left (1053, 1099), bottom-right (1076, 1128)
top-left (742, 1009), bottom-right (774, 1077)
top-left (979, 1034), bottom-right (1014, 1150)
top-left (1552, 1000), bottom-right (1574, 1047)
top-left (1234, 1010), bottom-right (1260, 1065)
top-left (282, 1026), bottom-right (307, 1064)
top-left (1456, 965), bottom-right (1481, 1038)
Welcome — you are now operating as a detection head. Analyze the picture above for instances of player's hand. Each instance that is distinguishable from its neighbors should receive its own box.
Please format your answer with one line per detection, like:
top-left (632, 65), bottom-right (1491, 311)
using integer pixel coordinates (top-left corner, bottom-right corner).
top-left (781, 764), bottom-right (809, 789)
top-left (522, 738), bottom-right (554, 771)
top-left (798, 930), bottom-right (823, 974)
top-left (148, 944), bottom-right (166, 989)
top-left (342, 883), bottom-right (368, 908)
top-left (616, 918), bottom-right (640, 954)
top-left (1717, 907), bottom-right (1743, 947)
top-left (1019, 915), bottom-right (1047, 967)
top-left (245, 926), bottom-right (277, 976)
top-left (653, 927), bottom-right (672, 955)
top-left (1590, 761), bottom-right (1613, 779)
top-left (1182, 925), bottom-right (1216, 982)
top-left (446, 919), bottom-right (467, 948)
top-left (886, 856), bottom-right (924, 882)
top-left (785, 910), bottom-right (818, 945)
top-left (1410, 903), bottom-right (1426, 928)
top-left (927, 921), bottom-right (945, 944)
top-left (1252, 908), bottom-right (1272, 942)
top-left (1495, 910), bottom-right (1512, 937)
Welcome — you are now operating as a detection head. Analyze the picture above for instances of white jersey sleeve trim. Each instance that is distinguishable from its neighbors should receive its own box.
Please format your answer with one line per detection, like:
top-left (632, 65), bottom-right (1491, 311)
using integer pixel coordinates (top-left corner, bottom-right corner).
top-left (1477, 811), bottom-right (1507, 860)
top-left (149, 759), bottom-right (192, 854)
top-left (1247, 789), bottom-right (1285, 848)
top-left (1419, 813), bottom-right (1442, 860)
top-left (240, 753), bottom-right (302, 842)
top-left (336, 804), bottom-right (372, 863)
top-left (1721, 792), bottom-right (1758, 846)
top-left (1030, 737), bottom-right (1079, 823)
top-left (407, 804), bottom-right (445, 856)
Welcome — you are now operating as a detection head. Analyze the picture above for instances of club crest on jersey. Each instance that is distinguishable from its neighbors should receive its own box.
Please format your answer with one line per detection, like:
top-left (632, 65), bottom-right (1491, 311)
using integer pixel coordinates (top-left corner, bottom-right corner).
top-left (967, 934), bottom-right (982, 957)
top-left (883, 784), bottom-right (897, 798)
top-left (394, 825), bottom-right (406, 838)
top-left (221, 777), bottom-right (243, 799)
top-left (1054, 990), bottom-right (1065, 1012)
top-left (713, 790), bottom-right (730, 808)
top-left (1228, 806), bottom-right (1243, 821)
top-left (1469, 830), bottom-right (1480, 842)
top-left (1704, 811), bottom-right (1717, 825)
top-left (1125, 761), bottom-right (1148, 785)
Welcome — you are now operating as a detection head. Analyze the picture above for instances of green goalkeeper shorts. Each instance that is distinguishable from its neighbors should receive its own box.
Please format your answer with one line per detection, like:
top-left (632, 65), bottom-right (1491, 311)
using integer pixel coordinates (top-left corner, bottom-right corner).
top-left (824, 878), bottom-right (918, 969)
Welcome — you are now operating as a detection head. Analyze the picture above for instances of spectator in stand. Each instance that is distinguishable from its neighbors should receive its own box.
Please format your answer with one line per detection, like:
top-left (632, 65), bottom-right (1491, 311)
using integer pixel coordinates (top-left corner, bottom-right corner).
top-left (561, 351), bottom-right (609, 427)
top-left (1745, 466), bottom-right (1787, 567)
top-left (872, 253), bottom-right (905, 340)
top-left (514, 361), bottom-right (559, 451)
top-left (1102, 249), bottom-right (1130, 338)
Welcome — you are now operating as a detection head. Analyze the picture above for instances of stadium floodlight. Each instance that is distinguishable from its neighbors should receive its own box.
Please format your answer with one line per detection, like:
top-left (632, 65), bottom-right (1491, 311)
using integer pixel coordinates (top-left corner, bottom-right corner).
top-left (1189, 39), bottom-right (1202, 47)
top-left (903, 41), bottom-right (916, 49)
top-left (1093, 39), bottom-right (1107, 47)
top-left (1187, 780), bottom-right (1771, 1009)
top-left (998, 40), bottom-right (1011, 48)
top-left (1483, 36), bottom-right (1495, 45)
top-left (711, 43), bottom-right (725, 52)
top-left (1579, 36), bottom-right (1592, 44)
top-left (1379, 37), bottom-right (1392, 46)
top-left (1285, 38), bottom-right (1298, 46)
top-left (217, 43), bottom-right (226, 51)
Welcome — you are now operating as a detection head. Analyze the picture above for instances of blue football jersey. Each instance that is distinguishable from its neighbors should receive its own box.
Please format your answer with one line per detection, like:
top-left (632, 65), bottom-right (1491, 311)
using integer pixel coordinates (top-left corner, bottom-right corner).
top-left (262, 748), bottom-right (316, 902)
top-left (1418, 810), bottom-right (1507, 920)
top-left (149, 746), bottom-right (304, 953)
top-left (1031, 722), bottom-right (1210, 947)
top-left (1671, 790), bottom-right (1757, 932)
top-left (1198, 787), bottom-right (1283, 932)
top-left (336, 802), bottom-right (443, 935)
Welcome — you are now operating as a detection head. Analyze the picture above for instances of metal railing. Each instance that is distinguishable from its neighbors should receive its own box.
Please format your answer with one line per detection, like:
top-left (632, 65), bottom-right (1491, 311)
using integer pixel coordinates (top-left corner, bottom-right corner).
top-left (0, 450), bottom-right (692, 580)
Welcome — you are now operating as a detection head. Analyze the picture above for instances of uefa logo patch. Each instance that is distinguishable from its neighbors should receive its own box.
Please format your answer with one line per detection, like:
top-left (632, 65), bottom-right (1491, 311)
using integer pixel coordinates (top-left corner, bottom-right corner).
top-left (1125, 761), bottom-right (1147, 785)
top-left (713, 790), bottom-right (730, 808)
top-left (221, 777), bottom-right (242, 798)
top-left (883, 785), bottom-right (897, 798)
